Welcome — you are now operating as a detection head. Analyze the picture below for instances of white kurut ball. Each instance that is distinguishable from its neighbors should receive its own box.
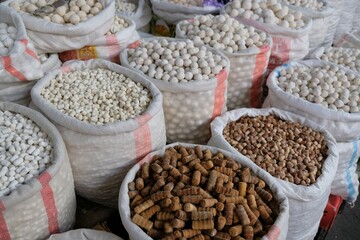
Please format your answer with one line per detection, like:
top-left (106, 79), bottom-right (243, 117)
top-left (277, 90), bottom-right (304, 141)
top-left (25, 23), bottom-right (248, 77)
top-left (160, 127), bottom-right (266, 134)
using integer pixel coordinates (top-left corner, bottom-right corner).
top-left (127, 39), bottom-right (228, 83)
top-left (179, 14), bottom-right (269, 54)
top-left (276, 64), bottom-right (360, 113)
top-left (226, 0), bottom-right (305, 29)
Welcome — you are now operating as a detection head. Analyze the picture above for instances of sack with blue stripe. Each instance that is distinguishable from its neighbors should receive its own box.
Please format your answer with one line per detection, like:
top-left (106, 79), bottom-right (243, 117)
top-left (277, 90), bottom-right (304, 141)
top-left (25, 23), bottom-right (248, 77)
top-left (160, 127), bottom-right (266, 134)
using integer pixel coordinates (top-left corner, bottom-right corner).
top-left (264, 60), bottom-right (360, 204)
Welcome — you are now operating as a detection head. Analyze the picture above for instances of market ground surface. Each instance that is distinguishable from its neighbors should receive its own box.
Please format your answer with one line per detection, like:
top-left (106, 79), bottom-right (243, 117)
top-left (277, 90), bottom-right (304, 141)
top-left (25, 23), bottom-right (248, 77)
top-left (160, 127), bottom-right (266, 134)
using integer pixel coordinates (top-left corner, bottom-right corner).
top-left (326, 193), bottom-right (360, 240)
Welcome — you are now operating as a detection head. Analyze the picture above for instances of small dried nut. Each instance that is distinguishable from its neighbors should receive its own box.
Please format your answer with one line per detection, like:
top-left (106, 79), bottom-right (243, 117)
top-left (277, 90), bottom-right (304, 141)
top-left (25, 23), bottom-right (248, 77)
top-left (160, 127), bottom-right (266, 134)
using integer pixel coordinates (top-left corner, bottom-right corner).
top-left (223, 115), bottom-right (328, 186)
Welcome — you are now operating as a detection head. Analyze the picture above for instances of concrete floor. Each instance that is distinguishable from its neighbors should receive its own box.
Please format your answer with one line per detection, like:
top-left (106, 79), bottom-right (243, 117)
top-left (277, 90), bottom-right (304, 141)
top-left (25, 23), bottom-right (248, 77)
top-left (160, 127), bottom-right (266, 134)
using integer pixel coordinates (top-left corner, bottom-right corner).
top-left (326, 196), bottom-right (360, 240)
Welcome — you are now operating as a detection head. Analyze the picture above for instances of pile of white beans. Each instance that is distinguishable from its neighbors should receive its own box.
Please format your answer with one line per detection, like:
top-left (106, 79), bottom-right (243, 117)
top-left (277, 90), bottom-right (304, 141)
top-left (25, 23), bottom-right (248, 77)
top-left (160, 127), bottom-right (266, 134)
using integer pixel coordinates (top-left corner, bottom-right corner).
top-left (276, 65), bottom-right (360, 113)
top-left (127, 39), bottom-right (228, 83)
top-left (0, 23), bottom-right (17, 56)
top-left (225, 0), bottom-right (306, 29)
top-left (0, 110), bottom-right (53, 197)
top-left (179, 14), bottom-right (268, 54)
top-left (162, 0), bottom-right (202, 7)
top-left (115, 0), bottom-right (137, 14)
top-left (10, 0), bottom-right (104, 24)
top-left (106, 16), bottom-right (129, 35)
top-left (282, 0), bottom-right (325, 11)
top-left (41, 68), bottom-right (152, 125)
top-left (319, 47), bottom-right (360, 72)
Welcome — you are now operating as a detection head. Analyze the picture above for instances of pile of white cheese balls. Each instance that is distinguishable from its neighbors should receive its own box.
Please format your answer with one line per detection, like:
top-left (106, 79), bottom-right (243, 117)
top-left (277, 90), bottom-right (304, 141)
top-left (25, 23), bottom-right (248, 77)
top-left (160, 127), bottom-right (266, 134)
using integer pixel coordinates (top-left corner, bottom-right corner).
top-left (106, 16), bottom-right (130, 35)
top-left (41, 68), bottom-right (152, 125)
top-left (10, 0), bottom-right (104, 24)
top-left (0, 23), bottom-right (17, 56)
top-left (319, 47), bottom-right (360, 72)
top-left (162, 0), bottom-right (202, 6)
top-left (276, 65), bottom-right (360, 113)
top-left (115, 0), bottom-right (137, 14)
top-left (282, 0), bottom-right (325, 11)
top-left (225, 0), bottom-right (306, 29)
top-left (127, 39), bottom-right (228, 83)
top-left (0, 110), bottom-right (53, 197)
top-left (179, 14), bottom-right (268, 54)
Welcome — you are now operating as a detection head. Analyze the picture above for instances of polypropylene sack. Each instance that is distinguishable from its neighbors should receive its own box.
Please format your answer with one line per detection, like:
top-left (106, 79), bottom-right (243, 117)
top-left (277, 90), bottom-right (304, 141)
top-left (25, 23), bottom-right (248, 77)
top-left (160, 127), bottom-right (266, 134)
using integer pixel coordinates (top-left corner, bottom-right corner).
top-left (323, 0), bottom-right (343, 46)
top-left (331, 140), bottom-right (360, 204)
top-left (58, 16), bottom-right (140, 64)
top-left (221, 4), bottom-right (313, 73)
top-left (0, 54), bottom-right (61, 105)
top-left (117, 0), bottom-right (152, 31)
top-left (208, 108), bottom-right (338, 240)
top-left (285, 1), bottom-right (335, 51)
top-left (0, 6), bottom-right (43, 83)
top-left (352, 1), bottom-right (360, 31)
top-left (48, 229), bottom-right (123, 240)
top-left (333, 0), bottom-right (357, 42)
top-left (0, 102), bottom-right (76, 240)
top-left (151, 0), bottom-right (220, 25)
top-left (30, 59), bottom-right (166, 208)
top-left (120, 38), bottom-right (229, 144)
top-left (309, 46), bottom-right (360, 72)
top-left (264, 60), bottom-right (360, 142)
top-left (335, 29), bottom-right (360, 49)
top-left (176, 18), bottom-right (272, 109)
top-left (6, 0), bottom-right (115, 54)
top-left (119, 143), bottom-right (290, 240)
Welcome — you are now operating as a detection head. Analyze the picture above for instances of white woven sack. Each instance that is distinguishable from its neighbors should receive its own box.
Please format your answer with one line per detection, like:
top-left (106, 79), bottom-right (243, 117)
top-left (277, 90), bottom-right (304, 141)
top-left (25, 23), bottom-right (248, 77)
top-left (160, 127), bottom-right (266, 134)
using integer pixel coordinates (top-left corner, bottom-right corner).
top-left (117, 0), bottom-right (152, 31)
top-left (120, 38), bottom-right (229, 144)
top-left (119, 142), bottom-right (290, 240)
top-left (264, 60), bottom-right (360, 142)
top-left (323, 0), bottom-right (343, 47)
top-left (30, 59), bottom-right (166, 208)
top-left (208, 108), bottom-right (338, 240)
top-left (0, 54), bottom-right (61, 105)
top-left (176, 18), bottom-right (273, 110)
top-left (41, 54), bottom-right (62, 74)
top-left (151, 0), bottom-right (220, 24)
top-left (334, 29), bottom-right (360, 49)
top-left (5, 0), bottom-right (115, 54)
top-left (331, 140), bottom-right (360, 204)
top-left (285, 1), bottom-right (335, 51)
top-left (352, 1), bottom-right (360, 31)
top-left (0, 6), bottom-right (43, 83)
top-left (48, 229), bottom-right (123, 240)
top-left (58, 16), bottom-right (140, 63)
top-left (0, 102), bottom-right (76, 240)
top-left (221, 5), bottom-right (312, 73)
top-left (334, 0), bottom-right (357, 42)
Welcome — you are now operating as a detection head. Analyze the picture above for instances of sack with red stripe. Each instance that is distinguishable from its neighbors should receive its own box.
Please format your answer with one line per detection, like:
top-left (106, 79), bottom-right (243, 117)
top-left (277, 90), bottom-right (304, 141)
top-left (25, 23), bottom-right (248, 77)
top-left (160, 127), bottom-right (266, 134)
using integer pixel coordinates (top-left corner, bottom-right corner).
top-left (0, 102), bottom-right (76, 240)
top-left (208, 108), bottom-right (339, 240)
top-left (0, 54), bottom-right (61, 106)
top-left (48, 229), bottom-right (123, 240)
top-left (120, 38), bottom-right (230, 144)
top-left (176, 17), bottom-right (272, 109)
top-left (284, 1), bottom-right (335, 51)
top-left (220, 5), bottom-right (313, 73)
top-left (30, 59), bottom-right (166, 208)
top-left (119, 143), bottom-right (290, 240)
top-left (4, 0), bottom-right (115, 55)
top-left (59, 15), bottom-right (140, 64)
top-left (0, 6), bottom-right (43, 83)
